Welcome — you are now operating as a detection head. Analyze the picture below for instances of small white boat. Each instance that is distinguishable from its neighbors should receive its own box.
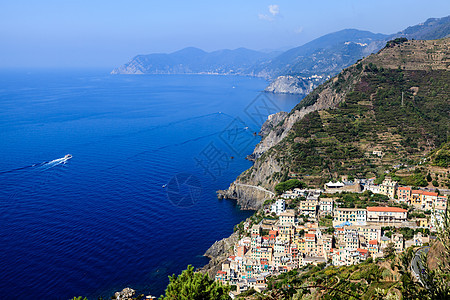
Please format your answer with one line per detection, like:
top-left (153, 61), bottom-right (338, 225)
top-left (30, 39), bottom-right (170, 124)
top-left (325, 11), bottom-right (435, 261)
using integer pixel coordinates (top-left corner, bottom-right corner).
top-left (64, 154), bottom-right (72, 160)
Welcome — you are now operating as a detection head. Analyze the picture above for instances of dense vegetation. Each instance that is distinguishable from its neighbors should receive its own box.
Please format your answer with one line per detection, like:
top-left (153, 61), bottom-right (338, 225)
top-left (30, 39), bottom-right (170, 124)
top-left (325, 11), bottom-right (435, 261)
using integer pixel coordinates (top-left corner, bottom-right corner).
top-left (430, 142), bottom-right (450, 168)
top-left (385, 37), bottom-right (408, 48)
top-left (275, 179), bottom-right (306, 195)
top-left (328, 191), bottom-right (391, 209)
top-left (261, 258), bottom-right (402, 299)
top-left (267, 63), bottom-right (449, 186)
top-left (160, 265), bottom-right (230, 300)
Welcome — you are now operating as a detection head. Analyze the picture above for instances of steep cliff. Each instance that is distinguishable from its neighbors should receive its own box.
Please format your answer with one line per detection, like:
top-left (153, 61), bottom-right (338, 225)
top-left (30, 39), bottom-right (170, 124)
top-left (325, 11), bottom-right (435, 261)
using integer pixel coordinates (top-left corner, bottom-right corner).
top-left (219, 38), bottom-right (450, 209)
top-left (200, 231), bottom-right (240, 278)
top-left (264, 75), bottom-right (328, 94)
top-left (260, 16), bottom-right (450, 94)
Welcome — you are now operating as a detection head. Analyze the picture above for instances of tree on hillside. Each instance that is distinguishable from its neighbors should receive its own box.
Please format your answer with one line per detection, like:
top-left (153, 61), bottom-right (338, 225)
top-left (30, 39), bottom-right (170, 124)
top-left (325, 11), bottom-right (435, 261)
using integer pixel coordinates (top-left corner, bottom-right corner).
top-left (384, 242), bottom-right (396, 259)
top-left (396, 247), bottom-right (424, 299)
top-left (275, 179), bottom-right (306, 195)
top-left (419, 205), bottom-right (450, 299)
top-left (160, 265), bottom-right (230, 300)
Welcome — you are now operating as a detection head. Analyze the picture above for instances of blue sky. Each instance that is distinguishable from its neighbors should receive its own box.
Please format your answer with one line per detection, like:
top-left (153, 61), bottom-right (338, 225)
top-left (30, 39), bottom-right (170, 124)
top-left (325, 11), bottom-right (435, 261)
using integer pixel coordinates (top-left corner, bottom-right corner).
top-left (0, 0), bottom-right (449, 68)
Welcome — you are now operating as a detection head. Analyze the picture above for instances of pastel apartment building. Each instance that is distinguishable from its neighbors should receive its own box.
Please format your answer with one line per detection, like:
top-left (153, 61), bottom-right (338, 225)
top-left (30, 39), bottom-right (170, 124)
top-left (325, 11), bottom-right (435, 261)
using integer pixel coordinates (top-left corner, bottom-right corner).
top-left (319, 198), bottom-right (334, 216)
top-left (410, 190), bottom-right (423, 208)
top-left (397, 186), bottom-right (411, 202)
top-left (333, 208), bottom-right (367, 225)
top-left (421, 191), bottom-right (438, 210)
top-left (271, 199), bottom-right (286, 215)
top-left (379, 176), bottom-right (398, 198)
top-left (366, 207), bottom-right (407, 224)
top-left (299, 199), bottom-right (318, 218)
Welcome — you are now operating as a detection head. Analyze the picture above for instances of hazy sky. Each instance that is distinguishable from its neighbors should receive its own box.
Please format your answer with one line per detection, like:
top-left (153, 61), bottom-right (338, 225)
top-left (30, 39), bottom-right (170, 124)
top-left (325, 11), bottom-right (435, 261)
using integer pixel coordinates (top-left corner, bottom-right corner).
top-left (1, 0), bottom-right (449, 68)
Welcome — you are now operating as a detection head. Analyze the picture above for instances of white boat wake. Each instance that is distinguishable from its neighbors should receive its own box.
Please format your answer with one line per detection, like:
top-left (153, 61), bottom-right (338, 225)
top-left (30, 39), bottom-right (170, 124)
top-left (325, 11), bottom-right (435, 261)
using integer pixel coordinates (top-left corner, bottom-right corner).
top-left (38, 154), bottom-right (72, 170)
top-left (0, 154), bottom-right (72, 174)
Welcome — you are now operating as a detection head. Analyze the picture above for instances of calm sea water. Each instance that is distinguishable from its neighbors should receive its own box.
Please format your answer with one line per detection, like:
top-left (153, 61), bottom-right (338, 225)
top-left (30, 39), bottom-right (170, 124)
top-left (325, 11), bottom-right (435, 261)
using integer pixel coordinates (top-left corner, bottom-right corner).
top-left (0, 70), bottom-right (301, 299)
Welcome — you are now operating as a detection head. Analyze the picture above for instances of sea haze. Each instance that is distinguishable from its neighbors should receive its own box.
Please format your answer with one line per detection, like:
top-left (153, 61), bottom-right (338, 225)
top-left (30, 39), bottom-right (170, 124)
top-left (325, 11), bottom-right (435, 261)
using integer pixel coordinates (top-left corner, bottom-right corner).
top-left (0, 70), bottom-right (301, 299)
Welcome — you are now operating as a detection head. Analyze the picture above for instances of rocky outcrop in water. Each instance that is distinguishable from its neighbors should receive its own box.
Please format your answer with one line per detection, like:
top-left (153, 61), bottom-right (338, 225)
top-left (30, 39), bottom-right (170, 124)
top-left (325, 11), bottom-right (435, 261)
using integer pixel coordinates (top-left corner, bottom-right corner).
top-left (217, 181), bottom-right (275, 210)
top-left (113, 288), bottom-right (136, 300)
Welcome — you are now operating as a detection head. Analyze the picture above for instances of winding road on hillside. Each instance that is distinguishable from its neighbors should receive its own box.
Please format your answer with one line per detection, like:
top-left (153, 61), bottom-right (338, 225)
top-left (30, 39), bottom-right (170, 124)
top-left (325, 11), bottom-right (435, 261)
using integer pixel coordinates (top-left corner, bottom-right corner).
top-left (411, 246), bottom-right (430, 285)
top-left (235, 183), bottom-right (275, 196)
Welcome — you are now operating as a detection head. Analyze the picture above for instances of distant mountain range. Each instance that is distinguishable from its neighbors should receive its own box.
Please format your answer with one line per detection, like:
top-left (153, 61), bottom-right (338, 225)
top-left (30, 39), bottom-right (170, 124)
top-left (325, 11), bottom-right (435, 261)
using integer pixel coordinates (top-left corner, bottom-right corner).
top-left (111, 47), bottom-right (280, 75)
top-left (112, 16), bottom-right (450, 94)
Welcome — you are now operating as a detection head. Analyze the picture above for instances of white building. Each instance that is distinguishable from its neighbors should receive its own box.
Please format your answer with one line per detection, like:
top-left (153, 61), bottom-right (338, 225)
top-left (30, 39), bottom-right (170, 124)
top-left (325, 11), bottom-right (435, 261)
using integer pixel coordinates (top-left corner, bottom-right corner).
top-left (279, 211), bottom-right (295, 225)
top-left (333, 208), bottom-right (367, 225)
top-left (271, 199), bottom-right (286, 216)
top-left (366, 207), bottom-right (407, 224)
top-left (364, 184), bottom-right (380, 194)
top-left (325, 181), bottom-right (344, 189)
top-left (319, 198), bottom-right (334, 215)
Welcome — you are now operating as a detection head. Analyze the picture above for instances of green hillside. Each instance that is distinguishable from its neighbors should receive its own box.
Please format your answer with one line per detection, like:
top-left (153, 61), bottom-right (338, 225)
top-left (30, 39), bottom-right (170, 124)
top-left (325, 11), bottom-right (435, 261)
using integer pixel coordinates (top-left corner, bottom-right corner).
top-left (250, 38), bottom-right (449, 187)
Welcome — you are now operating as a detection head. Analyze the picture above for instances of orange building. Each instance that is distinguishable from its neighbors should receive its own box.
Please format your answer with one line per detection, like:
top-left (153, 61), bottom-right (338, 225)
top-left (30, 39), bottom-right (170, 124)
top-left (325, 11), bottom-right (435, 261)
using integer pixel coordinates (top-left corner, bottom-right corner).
top-left (236, 245), bottom-right (247, 257)
top-left (397, 186), bottom-right (411, 202)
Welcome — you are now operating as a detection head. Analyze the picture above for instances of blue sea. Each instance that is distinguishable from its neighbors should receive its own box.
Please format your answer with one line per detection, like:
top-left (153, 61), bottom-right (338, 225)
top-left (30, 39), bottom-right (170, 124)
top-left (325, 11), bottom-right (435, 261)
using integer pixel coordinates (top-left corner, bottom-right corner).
top-left (0, 70), bottom-right (301, 299)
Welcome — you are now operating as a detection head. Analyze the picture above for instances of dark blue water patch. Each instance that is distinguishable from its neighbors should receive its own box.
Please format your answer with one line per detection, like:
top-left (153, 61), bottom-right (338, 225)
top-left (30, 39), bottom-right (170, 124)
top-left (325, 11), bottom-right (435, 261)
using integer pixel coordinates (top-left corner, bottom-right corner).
top-left (0, 70), bottom-right (303, 299)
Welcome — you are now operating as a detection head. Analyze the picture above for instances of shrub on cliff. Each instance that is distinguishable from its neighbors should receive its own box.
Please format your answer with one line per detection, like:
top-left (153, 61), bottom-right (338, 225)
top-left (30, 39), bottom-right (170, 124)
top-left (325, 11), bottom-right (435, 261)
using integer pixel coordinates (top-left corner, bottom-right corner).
top-left (275, 179), bottom-right (306, 195)
top-left (160, 265), bottom-right (230, 300)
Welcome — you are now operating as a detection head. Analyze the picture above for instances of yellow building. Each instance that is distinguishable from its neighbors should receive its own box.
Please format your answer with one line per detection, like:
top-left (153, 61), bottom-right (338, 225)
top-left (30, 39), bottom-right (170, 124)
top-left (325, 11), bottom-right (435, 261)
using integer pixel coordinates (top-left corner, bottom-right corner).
top-left (415, 218), bottom-right (428, 227)
top-left (379, 176), bottom-right (398, 198)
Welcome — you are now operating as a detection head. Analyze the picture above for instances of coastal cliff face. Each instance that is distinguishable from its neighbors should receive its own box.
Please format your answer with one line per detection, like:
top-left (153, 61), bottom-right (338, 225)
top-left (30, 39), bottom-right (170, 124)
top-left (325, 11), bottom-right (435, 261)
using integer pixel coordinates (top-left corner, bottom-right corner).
top-left (218, 37), bottom-right (450, 210)
top-left (216, 67), bottom-right (358, 210)
top-left (264, 75), bottom-right (327, 94)
top-left (217, 181), bottom-right (276, 210)
top-left (253, 77), bottom-right (351, 157)
top-left (200, 231), bottom-right (240, 278)
top-left (259, 111), bottom-right (288, 138)
top-left (219, 75), bottom-right (353, 209)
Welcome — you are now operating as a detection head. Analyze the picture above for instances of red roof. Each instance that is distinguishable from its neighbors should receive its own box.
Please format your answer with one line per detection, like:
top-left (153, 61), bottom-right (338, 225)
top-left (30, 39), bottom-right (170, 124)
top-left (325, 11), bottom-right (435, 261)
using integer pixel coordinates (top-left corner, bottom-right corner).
top-left (217, 271), bottom-right (226, 275)
top-left (357, 248), bottom-right (368, 254)
top-left (398, 187), bottom-right (411, 191)
top-left (229, 255), bottom-right (236, 260)
top-left (423, 191), bottom-right (438, 196)
top-left (336, 228), bottom-right (344, 231)
top-left (367, 206), bottom-right (407, 212)
top-left (412, 190), bottom-right (423, 194)
top-left (305, 234), bottom-right (315, 238)
top-left (369, 239), bottom-right (378, 245)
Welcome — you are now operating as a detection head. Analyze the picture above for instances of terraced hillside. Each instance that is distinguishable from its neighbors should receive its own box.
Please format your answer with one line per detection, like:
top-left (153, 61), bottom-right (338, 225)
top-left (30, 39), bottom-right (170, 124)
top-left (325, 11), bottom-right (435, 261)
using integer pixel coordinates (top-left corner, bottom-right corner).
top-left (222, 38), bottom-right (449, 209)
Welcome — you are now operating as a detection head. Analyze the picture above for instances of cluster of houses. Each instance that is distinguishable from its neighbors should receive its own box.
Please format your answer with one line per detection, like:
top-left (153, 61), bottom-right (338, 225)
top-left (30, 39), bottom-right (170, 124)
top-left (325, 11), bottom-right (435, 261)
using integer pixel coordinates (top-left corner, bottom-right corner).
top-left (359, 176), bottom-right (446, 227)
top-left (216, 177), bottom-right (448, 297)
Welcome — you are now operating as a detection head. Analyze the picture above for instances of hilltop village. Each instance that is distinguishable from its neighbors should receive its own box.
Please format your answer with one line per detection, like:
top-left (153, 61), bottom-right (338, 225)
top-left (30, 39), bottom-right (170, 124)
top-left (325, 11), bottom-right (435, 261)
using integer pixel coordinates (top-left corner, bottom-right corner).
top-left (213, 176), bottom-right (448, 297)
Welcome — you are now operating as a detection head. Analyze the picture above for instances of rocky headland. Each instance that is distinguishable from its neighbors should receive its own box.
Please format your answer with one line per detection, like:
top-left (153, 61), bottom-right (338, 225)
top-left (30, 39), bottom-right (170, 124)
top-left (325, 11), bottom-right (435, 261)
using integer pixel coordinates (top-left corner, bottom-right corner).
top-left (201, 37), bottom-right (450, 277)
top-left (264, 75), bottom-right (327, 95)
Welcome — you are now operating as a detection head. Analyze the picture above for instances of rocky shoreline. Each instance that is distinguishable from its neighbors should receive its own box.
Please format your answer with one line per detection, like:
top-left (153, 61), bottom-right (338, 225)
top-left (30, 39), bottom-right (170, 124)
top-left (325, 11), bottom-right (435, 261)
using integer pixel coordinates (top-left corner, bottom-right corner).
top-left (199, 62), bottom-right (352, 277)
top-left (199, 231), bottom-right (241, 278)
